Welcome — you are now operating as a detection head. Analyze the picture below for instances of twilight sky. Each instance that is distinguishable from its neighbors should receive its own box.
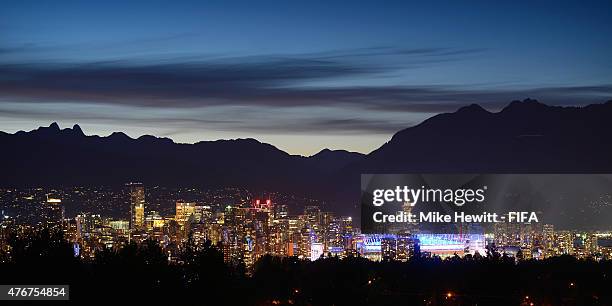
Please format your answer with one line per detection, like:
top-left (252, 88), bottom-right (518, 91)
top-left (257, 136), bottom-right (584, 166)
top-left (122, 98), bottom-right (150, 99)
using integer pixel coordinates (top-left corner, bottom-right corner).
top-left (1, 1), bottom-right (611, 155)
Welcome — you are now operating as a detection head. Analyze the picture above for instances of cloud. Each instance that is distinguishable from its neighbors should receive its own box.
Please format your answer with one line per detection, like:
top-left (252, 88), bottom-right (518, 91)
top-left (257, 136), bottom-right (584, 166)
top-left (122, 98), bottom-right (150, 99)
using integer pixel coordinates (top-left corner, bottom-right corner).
top-left (355, 85), bottom-right (612, 112)
top-left (0, 46), bottom-right (492, 108)
top-left (232, 118), bottom-right (411, 135)
top-left (0, 101), bottom-right (409, 135)
top-left (1, 54), bottom-right (610, 112)
top-left (0, 46), bottom-right (611, 136)
top-left (0, 58), bottom-right (378, 107)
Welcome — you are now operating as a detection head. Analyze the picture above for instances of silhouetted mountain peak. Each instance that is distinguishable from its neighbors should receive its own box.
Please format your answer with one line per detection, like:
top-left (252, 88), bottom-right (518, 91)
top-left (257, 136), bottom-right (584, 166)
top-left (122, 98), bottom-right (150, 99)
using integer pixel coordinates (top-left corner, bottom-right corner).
top-left (30, 122), bottom-right (62, 136)
top-left (312, 148), bottom-right (332, 156)
top-left (456, 103), bottom-right (489, 114)
top-left (72, 124), bottom-right (84, 136)
top-left (501, 98), bottom-right (548, 113)
top-left (365, 100), bottom-right (612, 177)
top-left (390, 103), bottom-right (492, 142)
top-left (307, 148), bottom-right (364, 172)
top-left (197, 138), bottom-right (264, 147)
top-left (138, 135), bottom-right (156, 140)
top-left (311, 148), bottom-right (364, 158)
top-left (108, 131), bottom-right (132, 141)
top-left (137, 134), bottom-right (174, 145)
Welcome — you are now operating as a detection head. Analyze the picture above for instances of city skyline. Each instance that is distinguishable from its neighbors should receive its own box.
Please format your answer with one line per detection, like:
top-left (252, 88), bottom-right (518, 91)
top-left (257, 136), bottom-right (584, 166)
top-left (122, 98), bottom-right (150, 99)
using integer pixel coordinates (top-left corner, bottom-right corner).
top-left (1, 1), bottom-right (612, 155)
top-left (3, 184), bottom-right (612, 270)
top-left (2, 2), bottom-right (612, 303)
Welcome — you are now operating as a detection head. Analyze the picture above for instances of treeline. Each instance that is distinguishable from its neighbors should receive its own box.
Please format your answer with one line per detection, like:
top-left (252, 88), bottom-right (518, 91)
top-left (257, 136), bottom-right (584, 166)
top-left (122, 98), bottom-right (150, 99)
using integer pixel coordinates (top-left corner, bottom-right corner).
top-left (1, 229), bottom-right (611, 305)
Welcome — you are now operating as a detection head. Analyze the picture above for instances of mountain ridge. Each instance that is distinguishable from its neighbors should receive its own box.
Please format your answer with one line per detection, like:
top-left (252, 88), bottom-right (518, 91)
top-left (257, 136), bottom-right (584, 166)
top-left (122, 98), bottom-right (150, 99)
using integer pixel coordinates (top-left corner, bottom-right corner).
top-left (2, 99), bottom-right (612, 217)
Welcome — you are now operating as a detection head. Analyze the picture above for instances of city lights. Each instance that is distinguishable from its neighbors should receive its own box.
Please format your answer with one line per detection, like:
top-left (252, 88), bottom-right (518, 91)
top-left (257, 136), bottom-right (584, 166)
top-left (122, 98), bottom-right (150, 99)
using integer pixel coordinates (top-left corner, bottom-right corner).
top-left (2, 184), bottom-right (612, 283)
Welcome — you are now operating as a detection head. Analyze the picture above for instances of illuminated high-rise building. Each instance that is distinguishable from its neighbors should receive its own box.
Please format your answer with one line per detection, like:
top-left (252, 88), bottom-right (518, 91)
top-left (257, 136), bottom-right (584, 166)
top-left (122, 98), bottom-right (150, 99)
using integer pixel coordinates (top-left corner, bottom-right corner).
top-left (304, 206), bottom-right (321, 228)
top-left (298, 225), bottom-right (313, 259)
top-left (584, 233), bottom-right (598, 256)
top-left (494, 222), bottom-right (521, 247)
top-left (381, 237), bottom-right (397, 260)
top-left (310, 242), bottom-right (324, 261)
top-left (396, 235), bottom-right (415, 261)
top-left (253, 209), bottom-right (271, 257)
top-left (321, 212), bottom-right (341, 252)
top-left (175, 201), bottom-right (197, 227)
top-left (304, 205), bottom-right (322, 245)
top-left (145, 211), bottom-right (165, 231)
top-left (194, 205), bottom-right (212, 224)
top-left (222, 205), bottom-right (247, 264)
top-left (109, 220), bottom-right (130, 234)
top-left (269, 219), bottom-right (288, 256)
top-left (43, 195), bottom-right (64, 228)
top-left (127, 183), bottom-right (145, 230)
top-left (542, 224), bottom-right (555, 257)
top-left (274, 204), bottom-right (288, 220)
top-left (556, 230), bottom-right (574, 255)
top-left (340, 216), bottom-right (355, 250)
top-left (75, 213), bottom-right (102, 235)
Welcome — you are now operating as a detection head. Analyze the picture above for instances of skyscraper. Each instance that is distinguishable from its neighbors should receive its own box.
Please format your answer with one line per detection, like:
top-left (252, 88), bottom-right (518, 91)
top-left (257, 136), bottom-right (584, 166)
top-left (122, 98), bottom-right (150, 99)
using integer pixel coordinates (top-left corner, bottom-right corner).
top-left (542, 224), bottom-right (555, 257)
top-left (45, 195), bottom-right (64, 225)
top-left (127, 183), bottom-right (145, 230)
top-left (175, 201), bottom-right (197, 227)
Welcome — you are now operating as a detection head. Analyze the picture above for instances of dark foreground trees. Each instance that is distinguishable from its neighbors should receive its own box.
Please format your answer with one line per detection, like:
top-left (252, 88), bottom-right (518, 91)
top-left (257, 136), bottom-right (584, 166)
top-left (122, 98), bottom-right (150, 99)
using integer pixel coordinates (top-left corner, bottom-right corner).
top-left (1, 230), bottom-right (611, 305)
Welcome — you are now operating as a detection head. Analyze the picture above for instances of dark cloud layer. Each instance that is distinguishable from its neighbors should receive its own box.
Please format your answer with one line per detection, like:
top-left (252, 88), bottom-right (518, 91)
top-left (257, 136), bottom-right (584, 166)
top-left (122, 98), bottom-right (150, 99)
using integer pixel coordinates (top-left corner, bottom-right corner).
top-left (1, 50), bottom-right (610, 114)
top-left (0, 47), bottom-right (490, 109)
top-left (1, 47), bottom-right (611, 137)
top-left (0, 58), bottom-right (376, 106)
top-left (235, 118), bottom-right (410, 135)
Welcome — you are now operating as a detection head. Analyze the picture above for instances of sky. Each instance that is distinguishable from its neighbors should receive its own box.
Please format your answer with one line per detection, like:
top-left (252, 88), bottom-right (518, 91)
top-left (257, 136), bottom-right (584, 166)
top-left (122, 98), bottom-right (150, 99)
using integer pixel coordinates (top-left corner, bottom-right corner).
top-left (1, 0), bottom-right (611, 155)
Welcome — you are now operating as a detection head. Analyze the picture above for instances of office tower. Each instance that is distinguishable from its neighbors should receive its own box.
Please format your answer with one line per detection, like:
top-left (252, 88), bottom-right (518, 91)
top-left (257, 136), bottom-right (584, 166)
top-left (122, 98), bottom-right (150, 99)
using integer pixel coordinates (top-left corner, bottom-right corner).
top-left (274, 204), bottom-right (288, 220)
top-left (299, 225), bottom-right (313, 259)
top-left (310, 242), bottom-right (324, 261)
top-left (396, 235), bottom-right (415, 261)
top-left (254, 198), bottom-right (272, 211)
top-left (45, 195), bottom-right (64, 226)
top-left (304, 206), bottom-right (321, 226)
top-left (222, 205), bottom-right (246, 264)
top-left (175, 201), bottom-right (197, 227)
top-left (304, 205), bottom-right (321, 240)
top-left (381, 237), bottom-right (397, 260)
top-left (494, 222), bottom-right (521, 247)
top-left (127, 183), bottom-right (145, 230)
top-left (269, 219), bottom-right (287, 256)
top-left (340, 216), bottom-right (355, 250)
top-left (557, 231), bottom-right (574, 255)
top-left (76, 213), bottom-right (102, 235)
top-left (287, 216), bottom-right (302, 255)
top-left (542, 224), bottom-right (555, 257)
top-left (253, 209), bottom-right (271, 257)
top-left (145, 211), bottom-right (165, 231)
top-left (584, 233), bottom-right (598, 256)
top-left (109, 220), bottom-right (130, 234)
top-left (321, 212), bottom-right (340, 252)
top-left (194, 205), bottom-right (212, 224)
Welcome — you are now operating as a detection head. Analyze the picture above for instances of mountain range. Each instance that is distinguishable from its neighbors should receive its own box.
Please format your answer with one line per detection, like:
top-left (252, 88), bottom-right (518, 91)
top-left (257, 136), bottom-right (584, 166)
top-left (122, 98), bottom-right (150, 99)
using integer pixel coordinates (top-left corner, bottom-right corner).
top-left (1, 99), bottom-right (612, 216)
